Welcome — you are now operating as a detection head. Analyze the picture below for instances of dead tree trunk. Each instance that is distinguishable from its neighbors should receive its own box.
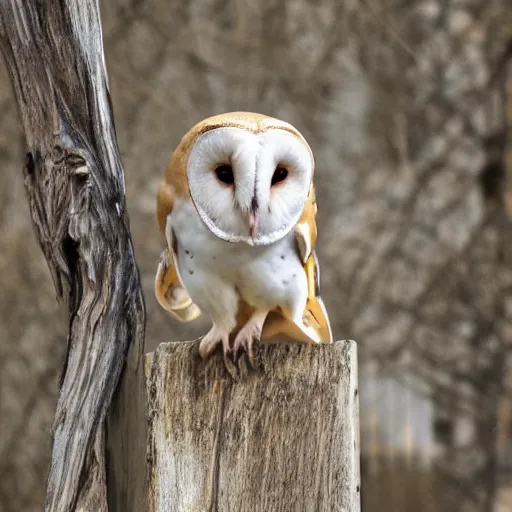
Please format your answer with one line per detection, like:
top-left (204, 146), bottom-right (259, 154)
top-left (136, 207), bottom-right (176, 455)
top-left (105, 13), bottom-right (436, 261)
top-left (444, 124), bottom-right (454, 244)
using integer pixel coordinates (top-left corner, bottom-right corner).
top-left (145, 341), bottom-right (361, 512)
top-left (0, 1), bottom-right (147, 511)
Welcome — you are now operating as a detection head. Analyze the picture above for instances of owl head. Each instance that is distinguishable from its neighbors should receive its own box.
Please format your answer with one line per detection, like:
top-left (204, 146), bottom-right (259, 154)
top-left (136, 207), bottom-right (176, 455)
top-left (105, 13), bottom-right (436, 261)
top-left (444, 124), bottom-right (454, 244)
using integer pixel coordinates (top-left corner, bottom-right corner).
top-left (171, 112), bottom-right (314, 246)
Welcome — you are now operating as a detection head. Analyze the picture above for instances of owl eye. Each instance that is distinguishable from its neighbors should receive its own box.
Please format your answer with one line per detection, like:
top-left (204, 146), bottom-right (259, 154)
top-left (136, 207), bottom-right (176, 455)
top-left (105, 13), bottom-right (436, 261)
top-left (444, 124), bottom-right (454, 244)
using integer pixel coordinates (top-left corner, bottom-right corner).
top-left (271, 165), bottom-right (288, 186)
top-left (214, 164), bottom-right (234, 185)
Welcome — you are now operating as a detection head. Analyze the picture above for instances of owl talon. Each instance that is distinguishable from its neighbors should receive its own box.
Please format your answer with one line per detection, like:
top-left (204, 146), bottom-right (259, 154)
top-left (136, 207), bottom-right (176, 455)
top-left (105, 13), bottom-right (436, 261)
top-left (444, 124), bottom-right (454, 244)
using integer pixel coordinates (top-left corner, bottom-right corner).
top-left (199, 327), bottom-right (231, 359)
top-left (233, 310), bottom-right (268, 366)
top-left (233, 334), bottom-right (258, 365)
top-left (234, 336), bottom-right (259, 366)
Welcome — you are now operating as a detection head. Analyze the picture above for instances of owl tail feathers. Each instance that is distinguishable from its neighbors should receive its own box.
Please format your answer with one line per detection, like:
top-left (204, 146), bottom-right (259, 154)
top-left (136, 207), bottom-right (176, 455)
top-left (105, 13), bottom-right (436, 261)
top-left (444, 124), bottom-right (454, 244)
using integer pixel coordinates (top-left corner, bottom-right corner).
top-left (155, 248), bottom-right (201, 322)
top-left (261, 296), bottom-right (333, 344)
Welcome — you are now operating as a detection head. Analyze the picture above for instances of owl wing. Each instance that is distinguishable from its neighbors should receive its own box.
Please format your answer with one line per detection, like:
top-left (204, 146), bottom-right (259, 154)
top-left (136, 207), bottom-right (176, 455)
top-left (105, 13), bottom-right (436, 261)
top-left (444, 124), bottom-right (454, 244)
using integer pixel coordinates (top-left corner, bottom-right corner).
top-left (154, 181), bottom-right (201, 322)
top-left (262, 185), bottom-right (333, 343)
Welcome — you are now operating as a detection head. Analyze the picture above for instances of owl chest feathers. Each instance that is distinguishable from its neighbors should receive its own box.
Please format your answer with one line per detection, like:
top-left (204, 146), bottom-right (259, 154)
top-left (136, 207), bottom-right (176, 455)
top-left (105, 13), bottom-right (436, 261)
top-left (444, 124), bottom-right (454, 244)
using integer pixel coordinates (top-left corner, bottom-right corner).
top-left (167, 199), bottom-right (308, 316)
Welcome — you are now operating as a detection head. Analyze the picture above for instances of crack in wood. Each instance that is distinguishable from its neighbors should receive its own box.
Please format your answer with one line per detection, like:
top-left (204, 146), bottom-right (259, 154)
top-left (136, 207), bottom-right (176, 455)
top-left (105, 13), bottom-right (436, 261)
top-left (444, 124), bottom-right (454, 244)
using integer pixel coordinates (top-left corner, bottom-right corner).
top-left (209, 383), bottom-right (227, 512)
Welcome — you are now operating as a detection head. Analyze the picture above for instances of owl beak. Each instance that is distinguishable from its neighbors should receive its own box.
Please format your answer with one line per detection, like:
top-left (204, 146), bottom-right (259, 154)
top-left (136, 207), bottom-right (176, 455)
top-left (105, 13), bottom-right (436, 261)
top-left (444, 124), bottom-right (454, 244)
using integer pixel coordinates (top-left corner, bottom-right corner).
top-left (248, 211), bottom-right (258, 237)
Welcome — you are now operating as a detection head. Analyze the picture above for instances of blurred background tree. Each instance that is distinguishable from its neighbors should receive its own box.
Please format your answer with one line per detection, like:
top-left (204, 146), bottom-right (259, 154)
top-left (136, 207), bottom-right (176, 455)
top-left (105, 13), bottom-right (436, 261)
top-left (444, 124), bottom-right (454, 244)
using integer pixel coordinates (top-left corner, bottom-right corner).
top-left (0, 0), bottom-right (511, 510)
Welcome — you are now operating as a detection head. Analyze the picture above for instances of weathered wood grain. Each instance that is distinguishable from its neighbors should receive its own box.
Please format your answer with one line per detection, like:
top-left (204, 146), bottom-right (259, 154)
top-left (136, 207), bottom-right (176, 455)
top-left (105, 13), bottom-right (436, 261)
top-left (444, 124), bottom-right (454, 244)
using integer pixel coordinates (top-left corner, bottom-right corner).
top-left (146, 340), bottom-right (360, 512)
top-left (0, 1), bottom-right (147, 511)
top-left (107, 332), bottom-right (148, 512)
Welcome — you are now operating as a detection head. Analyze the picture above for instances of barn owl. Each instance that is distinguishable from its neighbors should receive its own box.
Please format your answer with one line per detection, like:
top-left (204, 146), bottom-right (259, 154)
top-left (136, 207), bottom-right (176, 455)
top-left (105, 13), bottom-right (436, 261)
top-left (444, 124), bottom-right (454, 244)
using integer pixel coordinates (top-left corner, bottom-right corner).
top-left (155, 112), bottom-right (332, 363)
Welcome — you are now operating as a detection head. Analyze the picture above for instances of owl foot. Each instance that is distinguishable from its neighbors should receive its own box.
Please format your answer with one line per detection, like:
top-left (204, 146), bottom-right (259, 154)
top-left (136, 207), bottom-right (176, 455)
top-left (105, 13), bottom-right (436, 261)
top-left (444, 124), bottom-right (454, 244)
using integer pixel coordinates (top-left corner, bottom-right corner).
top-left (199, 326), bottom-right (231, 359)
top-left (233, 310), bottom-right (268, 365)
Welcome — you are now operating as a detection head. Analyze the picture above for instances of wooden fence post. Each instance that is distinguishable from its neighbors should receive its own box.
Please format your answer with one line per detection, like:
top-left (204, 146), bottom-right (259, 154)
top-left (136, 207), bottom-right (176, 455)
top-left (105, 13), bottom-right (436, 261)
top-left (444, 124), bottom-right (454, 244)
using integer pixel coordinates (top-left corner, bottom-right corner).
top-left (144, 340), bottom-right (360, 512)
